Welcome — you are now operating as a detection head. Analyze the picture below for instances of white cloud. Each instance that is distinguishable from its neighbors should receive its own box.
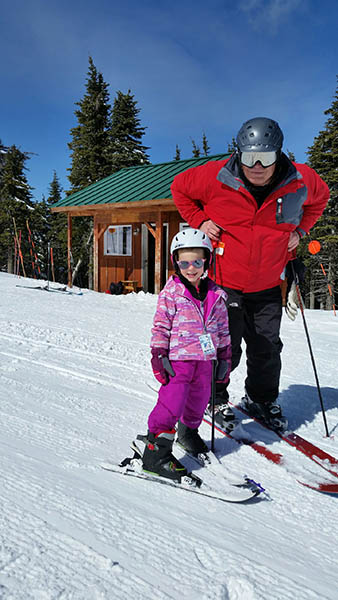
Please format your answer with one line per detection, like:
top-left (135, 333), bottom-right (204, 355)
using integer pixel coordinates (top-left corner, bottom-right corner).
top-left (239, 0), bottom-right (304, 33)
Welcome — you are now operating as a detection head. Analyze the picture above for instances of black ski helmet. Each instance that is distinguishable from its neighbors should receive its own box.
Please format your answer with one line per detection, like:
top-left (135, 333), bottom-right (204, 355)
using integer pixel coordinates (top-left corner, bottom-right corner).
top-left (236, 117), bottom-right (284, 152)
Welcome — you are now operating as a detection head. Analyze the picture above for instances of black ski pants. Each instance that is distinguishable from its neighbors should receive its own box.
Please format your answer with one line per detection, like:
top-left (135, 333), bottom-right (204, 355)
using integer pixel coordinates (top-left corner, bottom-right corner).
top-left (216, 285), bottom-right (283, 405)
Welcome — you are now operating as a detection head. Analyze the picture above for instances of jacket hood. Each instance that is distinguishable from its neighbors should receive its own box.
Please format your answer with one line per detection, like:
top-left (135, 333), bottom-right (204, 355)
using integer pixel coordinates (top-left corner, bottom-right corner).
top-left (216, 152), bottom-right (299, 192)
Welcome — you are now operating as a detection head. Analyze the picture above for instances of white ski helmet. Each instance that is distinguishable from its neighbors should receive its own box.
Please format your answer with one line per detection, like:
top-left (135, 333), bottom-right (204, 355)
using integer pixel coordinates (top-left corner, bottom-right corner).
top-left (170, 228), bottom-right (213, 269)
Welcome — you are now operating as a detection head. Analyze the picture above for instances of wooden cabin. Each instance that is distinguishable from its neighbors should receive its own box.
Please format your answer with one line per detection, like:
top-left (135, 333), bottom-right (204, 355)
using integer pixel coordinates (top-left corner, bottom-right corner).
top-left (52, 153), bottom-right (229, 294)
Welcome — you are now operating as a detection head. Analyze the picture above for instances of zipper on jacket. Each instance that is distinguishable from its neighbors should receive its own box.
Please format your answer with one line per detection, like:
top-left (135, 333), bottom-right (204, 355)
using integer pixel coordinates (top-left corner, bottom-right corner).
top-left (178, 283), bottom-right (222, 331)
top-left (276, 197), bottom-right (283, 224)
top-left (192, 295), bottom-right (220, 333)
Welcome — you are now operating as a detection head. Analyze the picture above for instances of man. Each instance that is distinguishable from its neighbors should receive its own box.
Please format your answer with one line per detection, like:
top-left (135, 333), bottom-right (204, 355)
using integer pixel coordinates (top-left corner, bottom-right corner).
top-left (171, 117), bottom-right (329, 431)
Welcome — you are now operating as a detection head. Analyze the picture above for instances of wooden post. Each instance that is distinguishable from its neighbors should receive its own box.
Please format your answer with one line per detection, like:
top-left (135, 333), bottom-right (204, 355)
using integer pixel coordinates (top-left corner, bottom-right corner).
top-left (93, 219), bottom-right (99, 292)
top-left (154, 212), bottom-right (164, 294)
top-left (67, 214), bottom-right (72, 288)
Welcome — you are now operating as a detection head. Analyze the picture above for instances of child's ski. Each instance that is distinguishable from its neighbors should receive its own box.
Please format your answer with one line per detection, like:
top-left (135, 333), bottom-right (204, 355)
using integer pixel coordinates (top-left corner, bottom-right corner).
top-left (101, 441), bottom-right (263, 504)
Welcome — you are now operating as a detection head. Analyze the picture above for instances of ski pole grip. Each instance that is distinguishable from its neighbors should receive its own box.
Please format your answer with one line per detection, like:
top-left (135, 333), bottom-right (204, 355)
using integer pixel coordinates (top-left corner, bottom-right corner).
top-left (162, 356), bottom-right (175, 377)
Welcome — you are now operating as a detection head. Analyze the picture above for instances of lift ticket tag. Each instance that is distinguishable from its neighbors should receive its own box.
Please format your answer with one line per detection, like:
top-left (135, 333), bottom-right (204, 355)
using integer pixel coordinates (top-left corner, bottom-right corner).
top-left (199, 333), bottom-right (215, 357)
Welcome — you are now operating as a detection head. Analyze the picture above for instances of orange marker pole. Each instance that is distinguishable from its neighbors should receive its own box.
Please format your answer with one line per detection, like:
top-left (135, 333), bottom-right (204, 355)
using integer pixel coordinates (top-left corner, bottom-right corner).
top-left (13, 219), bottom-right (26, 277)
top-left (50, 246), bottom-right (55, 282)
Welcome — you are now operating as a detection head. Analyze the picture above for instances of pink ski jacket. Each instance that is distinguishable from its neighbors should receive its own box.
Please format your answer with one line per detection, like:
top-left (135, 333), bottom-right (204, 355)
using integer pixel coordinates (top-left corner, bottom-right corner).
top-left (151, 276), bottom-right (231, 361)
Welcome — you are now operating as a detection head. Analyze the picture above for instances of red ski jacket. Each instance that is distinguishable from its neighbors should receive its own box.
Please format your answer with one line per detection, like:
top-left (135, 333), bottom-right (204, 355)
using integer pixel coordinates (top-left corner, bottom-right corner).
top-left (171, 155), bottom-right (329, 293)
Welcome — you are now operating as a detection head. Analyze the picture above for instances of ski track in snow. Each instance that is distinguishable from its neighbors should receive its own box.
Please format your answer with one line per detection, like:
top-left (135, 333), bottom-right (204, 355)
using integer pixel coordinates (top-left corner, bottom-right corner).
top-left (0, 273), bottom-right (338, 599)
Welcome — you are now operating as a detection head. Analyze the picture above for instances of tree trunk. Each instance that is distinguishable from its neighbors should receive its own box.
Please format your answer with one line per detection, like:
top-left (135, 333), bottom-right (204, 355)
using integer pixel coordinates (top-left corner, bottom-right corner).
top-left (71, 228), bottom-right (93, 287)
top-left (7, 246), bottom-right (13, 274)
top-left (309, 285), bottom-right (315, 309)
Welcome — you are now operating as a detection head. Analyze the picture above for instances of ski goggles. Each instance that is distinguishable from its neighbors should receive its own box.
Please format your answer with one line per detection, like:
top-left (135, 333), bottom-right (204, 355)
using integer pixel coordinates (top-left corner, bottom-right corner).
top-left (240, 151), bottom-right (277, 168)
top-left (177, 258), bottom-right (206, 270)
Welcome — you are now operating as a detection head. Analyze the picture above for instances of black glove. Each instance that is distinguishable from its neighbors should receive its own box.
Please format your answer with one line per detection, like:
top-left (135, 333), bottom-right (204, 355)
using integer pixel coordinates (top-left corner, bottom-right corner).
top-left (215, 347), bottom-right (231, 383)
top-left (285, 258), bottom-right (306, 289)
top-left (284, 259), bottom-right (305, 321)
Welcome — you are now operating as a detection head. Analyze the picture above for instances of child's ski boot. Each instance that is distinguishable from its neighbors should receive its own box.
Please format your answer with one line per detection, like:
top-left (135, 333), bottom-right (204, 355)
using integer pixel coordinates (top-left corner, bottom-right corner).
top-left (176, 421), bottom-right (209, 456)
top-left (142, 430), bottom-right (187, 482)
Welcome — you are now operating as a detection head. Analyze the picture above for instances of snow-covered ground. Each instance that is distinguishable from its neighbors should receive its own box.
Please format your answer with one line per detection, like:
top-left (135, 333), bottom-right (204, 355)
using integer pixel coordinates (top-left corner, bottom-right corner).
top-left (0, 271), bottom-right (337, 600)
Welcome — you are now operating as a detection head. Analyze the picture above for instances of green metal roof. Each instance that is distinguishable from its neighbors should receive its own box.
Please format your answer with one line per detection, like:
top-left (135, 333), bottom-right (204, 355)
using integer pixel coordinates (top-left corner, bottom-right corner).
top-left (54, 153), bottom-right (230, 208)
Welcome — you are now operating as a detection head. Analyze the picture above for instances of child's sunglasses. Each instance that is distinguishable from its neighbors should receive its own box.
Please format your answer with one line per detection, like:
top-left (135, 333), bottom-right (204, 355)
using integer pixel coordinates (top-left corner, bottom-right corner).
top-left (177, 258), bottom-right (206, 270)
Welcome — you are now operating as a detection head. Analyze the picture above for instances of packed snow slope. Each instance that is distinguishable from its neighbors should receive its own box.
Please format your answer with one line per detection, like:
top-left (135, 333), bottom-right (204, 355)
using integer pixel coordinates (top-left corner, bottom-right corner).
top-left (0, 272), bottom-right (338, 600)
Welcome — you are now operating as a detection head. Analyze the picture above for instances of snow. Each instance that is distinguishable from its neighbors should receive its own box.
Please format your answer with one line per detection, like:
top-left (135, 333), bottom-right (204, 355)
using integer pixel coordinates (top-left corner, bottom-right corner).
top-left (1, 271), bottom-right (338, 600)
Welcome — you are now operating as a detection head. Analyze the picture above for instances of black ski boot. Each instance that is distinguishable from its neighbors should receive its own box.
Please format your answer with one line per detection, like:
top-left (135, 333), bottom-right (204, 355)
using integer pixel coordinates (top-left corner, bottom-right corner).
top-left (206, 383), bottom-right (238, 433)
top-left (142, 430), bottom-right (188, 482)
top-left (242, 393), bottom-right (288, 432)
top-left (176, 421), bottom-right (209, 456)
top-left (205, 402), bottom-right (238, 433)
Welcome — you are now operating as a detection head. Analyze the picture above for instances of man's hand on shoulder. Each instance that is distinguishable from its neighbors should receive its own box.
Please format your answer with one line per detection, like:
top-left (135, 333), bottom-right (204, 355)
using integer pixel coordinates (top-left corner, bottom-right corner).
top-left (200, 220), bottom-right (221, 241)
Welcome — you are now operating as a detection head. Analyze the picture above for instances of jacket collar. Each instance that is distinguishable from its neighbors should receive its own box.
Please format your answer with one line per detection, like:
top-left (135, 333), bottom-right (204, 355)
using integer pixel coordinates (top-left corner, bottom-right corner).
top-left (217, 152), bottom-right (300, 192)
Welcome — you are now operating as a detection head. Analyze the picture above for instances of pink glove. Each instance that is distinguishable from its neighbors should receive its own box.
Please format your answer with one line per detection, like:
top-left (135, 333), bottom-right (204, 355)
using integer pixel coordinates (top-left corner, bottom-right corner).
top-left (151, 348), bottom-right (169, 385)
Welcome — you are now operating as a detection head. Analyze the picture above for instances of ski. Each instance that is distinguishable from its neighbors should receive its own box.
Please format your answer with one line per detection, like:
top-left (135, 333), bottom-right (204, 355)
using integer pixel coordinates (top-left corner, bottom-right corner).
top-left (101, 441), bottom-right (263, 504)
top-left (136, 433), bottom-right (265, 492)
top-left (101, 460), bottom-right (261, 503)
top-left (16, 283), bottom-right (83, 295)
top-left (174, 440), bottom-right (266, 493)
top-left (203, 416), bottom-right (338, 495)
top-left (229, 401), bottom-right (338, 480)
top-left (296, 480), bottom-right (338, 494)
top-left (202, 416), bottom-right (284, 465)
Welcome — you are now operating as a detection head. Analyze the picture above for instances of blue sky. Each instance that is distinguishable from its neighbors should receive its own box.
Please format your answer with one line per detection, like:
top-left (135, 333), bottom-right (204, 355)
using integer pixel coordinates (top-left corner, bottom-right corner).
top-left (1, 0), bottom-right (337, 202)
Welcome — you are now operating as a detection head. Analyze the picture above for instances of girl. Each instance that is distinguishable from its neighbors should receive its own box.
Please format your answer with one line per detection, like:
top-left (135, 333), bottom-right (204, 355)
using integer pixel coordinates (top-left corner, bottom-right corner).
top-left (142, 228), bottom-right (231, 482)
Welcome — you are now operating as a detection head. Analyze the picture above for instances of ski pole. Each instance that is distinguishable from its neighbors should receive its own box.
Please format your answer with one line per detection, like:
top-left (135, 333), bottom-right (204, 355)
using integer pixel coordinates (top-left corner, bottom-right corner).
top-left (290, 260), bottom-right (330, 438)
top-left (211, 360), bottom-right (216, 453)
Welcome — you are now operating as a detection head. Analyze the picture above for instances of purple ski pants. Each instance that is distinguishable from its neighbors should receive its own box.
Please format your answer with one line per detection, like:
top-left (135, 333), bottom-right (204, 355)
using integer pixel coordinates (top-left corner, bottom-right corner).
top-left (148, 360), bottom-right (212, 434)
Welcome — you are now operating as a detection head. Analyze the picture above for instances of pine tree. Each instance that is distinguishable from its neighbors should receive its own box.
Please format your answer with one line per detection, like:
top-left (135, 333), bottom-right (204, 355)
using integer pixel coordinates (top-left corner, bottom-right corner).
top-left (68, 56), bottom-right (114, 192)
top-left (174, 144), bottom-right (181, 161)
top-left (191, 139), bottom-right (200, 158)
top-left (202, 133), bottom-right (210, 156)
top-left (227, 137), bottom-right (237, 153)
top-left (0, 145), bottom-right (34, 274)
top-left (304, 77), bottom-right (338, 310)
top-left (47, 172), bottom-right (68, 283)
top-left (32, 172), bottom-right (68, 282)
top-left (286, 149), bottom-right (296, 161)
top-left (0, 139), bottom-right (8, 176)
top-left (110, 90), bottom-right (149, 171)
top-left (67, 61), bottom-right (149, 288)
top-left (67, 57), bottom-right (115, 288)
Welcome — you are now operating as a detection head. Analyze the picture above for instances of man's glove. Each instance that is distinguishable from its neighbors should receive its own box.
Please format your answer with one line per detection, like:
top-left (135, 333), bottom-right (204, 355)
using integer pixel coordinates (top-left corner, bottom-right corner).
top-left (285, 258), bottom-right (306, 285)
top-left (151, 348), bottom-right (175, 385)
top-left (285, 282), bottom-right (300, 321)
top-left (215, 347), bottom-right (231, 383)
top-left (284, 258), bottom-right (306, 321)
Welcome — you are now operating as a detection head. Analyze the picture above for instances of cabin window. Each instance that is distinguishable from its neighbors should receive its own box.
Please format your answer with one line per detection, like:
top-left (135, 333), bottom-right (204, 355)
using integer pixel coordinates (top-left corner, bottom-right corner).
top-left (104, 225), bottom-right (132, 256)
